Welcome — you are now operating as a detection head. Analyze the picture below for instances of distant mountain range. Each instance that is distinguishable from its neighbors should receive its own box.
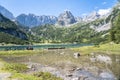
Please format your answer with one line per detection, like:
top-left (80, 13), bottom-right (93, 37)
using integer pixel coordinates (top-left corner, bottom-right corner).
top-left (0, 5), bottom-right (111, 27)
top-left (16, 14), bottom-right (58, 28)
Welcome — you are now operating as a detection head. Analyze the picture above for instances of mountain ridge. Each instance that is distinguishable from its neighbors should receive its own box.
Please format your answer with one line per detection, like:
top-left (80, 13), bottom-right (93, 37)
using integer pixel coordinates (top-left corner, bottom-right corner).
top-left (0, 5), bottom-right (112, 28)
top-left (0, 5), bottom-right (14, 20)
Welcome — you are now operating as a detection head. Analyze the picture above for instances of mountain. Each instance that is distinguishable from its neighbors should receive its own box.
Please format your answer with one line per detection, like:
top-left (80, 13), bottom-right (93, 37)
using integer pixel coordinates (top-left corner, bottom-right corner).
top-left (16, 11), bottom-right (77, 27)
top-left (57, 11), bottom-right (76, 26)
top-left (31, 4), bottom-right (120, 44)
top-left (0, 5), bottom-right (14, 20)
top-left (83, 11), bottom-right (100, 22)
top-left (0, 5), bottom-right (113, 29)
top-left (0, 13), bottom-right (28, 44)
top-left (16, 14), bottom-right (57, 28)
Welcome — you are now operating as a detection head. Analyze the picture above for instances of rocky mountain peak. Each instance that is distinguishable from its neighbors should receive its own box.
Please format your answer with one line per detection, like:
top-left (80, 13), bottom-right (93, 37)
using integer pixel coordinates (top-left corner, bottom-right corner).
top-left (57, 10), bottom-right (76, 26)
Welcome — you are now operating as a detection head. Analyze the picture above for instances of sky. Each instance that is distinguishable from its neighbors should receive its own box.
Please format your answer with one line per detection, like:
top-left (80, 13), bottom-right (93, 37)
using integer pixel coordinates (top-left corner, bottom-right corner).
top-left (0, 0), bottom-right (118, 17)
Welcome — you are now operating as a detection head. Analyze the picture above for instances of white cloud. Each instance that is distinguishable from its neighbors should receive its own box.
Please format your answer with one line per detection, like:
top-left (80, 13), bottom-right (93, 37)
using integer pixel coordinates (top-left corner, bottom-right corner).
top-left (102, 2), bottom-right (107, 5)
top-left (98, 8), bottom-right (111, 16)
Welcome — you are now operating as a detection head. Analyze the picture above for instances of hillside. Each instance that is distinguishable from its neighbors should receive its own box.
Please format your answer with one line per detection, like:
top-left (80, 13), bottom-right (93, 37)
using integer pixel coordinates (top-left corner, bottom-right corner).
top-left (0, 13), bottom-right (28, 44)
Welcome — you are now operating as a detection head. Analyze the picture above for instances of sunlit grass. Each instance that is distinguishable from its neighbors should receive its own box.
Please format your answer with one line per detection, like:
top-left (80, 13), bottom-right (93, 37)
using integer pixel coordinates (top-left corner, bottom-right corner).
top-left (0, 50), bottom-right (43, 56)
top-left (72, 43), bottom-right (120, 54)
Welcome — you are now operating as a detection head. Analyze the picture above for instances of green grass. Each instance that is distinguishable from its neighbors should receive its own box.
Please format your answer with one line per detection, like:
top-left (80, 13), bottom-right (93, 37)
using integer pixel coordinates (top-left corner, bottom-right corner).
top-left (0, 61), bottom-right (62, 80)
top-left (3, 63), bottom-right (28, 73)
top-left (72, 43), bottom-right (120, 55)
top-left (10, 72), bottom-right (62, 80)
top-left (10, 73), bottom-right (41, 80)
top-left (33, 72), bottom-right (62, 80)
top-left (0, 50), bottom-right (43, 56)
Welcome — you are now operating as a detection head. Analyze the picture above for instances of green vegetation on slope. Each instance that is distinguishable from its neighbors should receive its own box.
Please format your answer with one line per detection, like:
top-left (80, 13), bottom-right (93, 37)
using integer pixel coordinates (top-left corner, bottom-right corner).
top-left (0, 32), bottom-right (28, 45)
top-left (31, 23), bottom-right (107, 44)
top-left (110, 12), bottom-right (120, 43)
top-left (0, 13), bottom-right (29, 44)
top-left (31, 4), bottom-right (120, 44)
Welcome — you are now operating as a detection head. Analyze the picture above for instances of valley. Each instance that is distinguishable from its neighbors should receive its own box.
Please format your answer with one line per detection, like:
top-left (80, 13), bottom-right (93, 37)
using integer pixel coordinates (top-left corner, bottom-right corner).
top-left (0, 1), bottom-right (120, 80)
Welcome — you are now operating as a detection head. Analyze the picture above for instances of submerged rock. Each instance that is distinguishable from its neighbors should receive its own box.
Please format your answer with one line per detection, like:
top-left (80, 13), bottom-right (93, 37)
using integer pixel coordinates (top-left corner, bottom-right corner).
top-left (90, 55), bottom-right (112, 64)
top-left (99, 72), bottom-right (116, 80)
top-left (96, 55), bottom-right (112, 64)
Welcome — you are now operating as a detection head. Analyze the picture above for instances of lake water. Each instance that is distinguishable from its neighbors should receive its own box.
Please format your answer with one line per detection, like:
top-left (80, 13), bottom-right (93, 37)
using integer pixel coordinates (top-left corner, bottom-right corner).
top-left (0, 44), bottom-right (92, 50)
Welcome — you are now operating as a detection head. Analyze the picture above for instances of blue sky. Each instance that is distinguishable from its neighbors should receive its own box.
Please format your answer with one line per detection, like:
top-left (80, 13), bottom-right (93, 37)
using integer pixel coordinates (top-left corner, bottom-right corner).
top-left (0, 0), bottom-right (117, 17)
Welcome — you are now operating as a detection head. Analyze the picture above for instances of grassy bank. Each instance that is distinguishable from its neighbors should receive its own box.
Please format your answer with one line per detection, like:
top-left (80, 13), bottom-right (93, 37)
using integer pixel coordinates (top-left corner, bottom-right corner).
top-left (72, 43), bottom-right (120, 55)
top-left (0, 50), bottom-right (43, 56)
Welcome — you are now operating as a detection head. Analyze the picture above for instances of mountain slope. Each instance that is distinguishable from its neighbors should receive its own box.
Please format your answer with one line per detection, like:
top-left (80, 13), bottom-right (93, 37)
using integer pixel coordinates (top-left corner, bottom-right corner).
top-left (0, 13), bottom-right (28, 44)
top-left (0, 5), bottom-right (14, 20)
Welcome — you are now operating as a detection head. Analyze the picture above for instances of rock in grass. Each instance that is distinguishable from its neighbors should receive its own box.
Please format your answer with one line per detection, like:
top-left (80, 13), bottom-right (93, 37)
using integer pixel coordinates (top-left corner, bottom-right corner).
top-left (73, 53), bottom-right (80, 58)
